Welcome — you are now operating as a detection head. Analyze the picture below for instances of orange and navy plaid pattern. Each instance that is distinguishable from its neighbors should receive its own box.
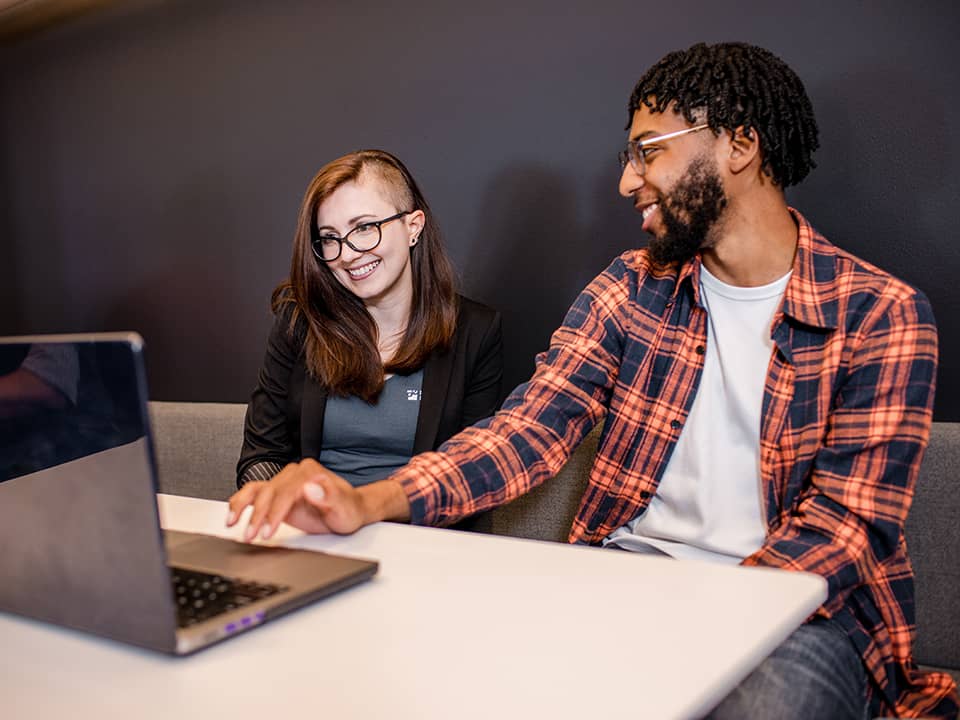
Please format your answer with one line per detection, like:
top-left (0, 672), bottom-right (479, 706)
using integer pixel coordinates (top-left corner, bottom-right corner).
top-left (391, 209), bottom-right (958, 718)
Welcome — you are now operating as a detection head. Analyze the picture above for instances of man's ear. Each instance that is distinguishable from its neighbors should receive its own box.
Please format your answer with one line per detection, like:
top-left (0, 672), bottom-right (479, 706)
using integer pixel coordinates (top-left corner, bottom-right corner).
top-left (725, 125), bottom-right (761, 176)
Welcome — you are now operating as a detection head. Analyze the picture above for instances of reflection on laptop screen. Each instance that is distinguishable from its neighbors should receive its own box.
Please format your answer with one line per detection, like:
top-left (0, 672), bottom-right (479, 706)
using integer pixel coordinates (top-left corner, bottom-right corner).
top-left (0, 338), bottom-right (147, 483)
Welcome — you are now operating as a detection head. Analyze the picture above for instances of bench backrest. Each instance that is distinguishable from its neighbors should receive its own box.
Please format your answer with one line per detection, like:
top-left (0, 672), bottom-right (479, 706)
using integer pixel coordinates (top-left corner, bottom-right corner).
top-left (150, 401), bottom-right (245, 501)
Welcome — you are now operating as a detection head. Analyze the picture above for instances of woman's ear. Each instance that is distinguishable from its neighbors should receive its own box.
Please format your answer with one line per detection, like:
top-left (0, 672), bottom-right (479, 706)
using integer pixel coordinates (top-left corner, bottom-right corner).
top-left (725, 125), bottom-right (762, 176)
top-left (407, 209), bottom-right (426, 245)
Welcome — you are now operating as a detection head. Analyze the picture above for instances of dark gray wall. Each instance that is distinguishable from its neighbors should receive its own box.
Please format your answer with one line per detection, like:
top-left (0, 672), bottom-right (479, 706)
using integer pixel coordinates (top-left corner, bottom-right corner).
top-left (2, 0), bottom-right (958, 420)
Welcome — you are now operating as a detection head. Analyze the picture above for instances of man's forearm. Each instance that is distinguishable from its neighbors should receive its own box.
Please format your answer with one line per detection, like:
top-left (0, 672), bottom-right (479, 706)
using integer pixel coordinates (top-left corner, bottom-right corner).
top-left (358, 480), bottom-right (412, 524)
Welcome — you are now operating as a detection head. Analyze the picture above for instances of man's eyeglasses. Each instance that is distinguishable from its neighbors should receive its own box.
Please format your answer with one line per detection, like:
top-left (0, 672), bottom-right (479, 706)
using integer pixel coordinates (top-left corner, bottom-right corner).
top-left (618, 123), bottom-right (711, 176)
top-left (312, 210), bottom-right (412, 262)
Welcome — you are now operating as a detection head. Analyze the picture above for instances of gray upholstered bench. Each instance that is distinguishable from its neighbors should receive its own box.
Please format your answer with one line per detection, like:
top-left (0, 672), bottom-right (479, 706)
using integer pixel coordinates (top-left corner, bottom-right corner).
top-left (148, 401), bottom-right (959, 684)
top-left (150, 401), bottom-right (245, 501)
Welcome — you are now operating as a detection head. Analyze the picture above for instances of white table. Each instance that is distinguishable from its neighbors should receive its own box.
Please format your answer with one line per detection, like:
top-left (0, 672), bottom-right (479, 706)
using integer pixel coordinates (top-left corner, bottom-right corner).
top-left (4, 494), bottom-right (826, 720)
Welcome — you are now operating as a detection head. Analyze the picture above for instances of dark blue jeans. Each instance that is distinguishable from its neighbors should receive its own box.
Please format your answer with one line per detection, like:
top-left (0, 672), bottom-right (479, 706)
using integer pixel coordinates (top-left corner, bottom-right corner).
top-left (705, 616), bottom-right (871, 720)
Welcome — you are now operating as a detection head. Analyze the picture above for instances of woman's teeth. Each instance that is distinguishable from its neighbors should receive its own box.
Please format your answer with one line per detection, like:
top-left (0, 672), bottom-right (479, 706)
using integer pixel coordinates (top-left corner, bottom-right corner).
top-left (347, 260), bottom-right (380, 279)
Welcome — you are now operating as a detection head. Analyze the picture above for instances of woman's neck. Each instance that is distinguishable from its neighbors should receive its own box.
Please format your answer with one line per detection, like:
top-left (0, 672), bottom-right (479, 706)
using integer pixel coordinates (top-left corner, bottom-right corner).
top-left (367, 295), bottom-right (412, 364)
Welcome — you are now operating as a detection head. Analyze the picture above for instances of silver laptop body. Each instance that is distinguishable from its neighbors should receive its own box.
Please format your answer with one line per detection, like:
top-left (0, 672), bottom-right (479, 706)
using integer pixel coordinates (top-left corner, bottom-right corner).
top-left (0, 333), bottom-right (377, 655)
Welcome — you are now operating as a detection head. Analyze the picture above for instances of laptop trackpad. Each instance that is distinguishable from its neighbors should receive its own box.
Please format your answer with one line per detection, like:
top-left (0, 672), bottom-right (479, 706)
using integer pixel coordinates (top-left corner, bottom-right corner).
top-left (164, 529), bottom-right (208, 551)
top-left (163, 530), bottom-right (372, 589)
top-left (165, 530), bottom-right (307, 577)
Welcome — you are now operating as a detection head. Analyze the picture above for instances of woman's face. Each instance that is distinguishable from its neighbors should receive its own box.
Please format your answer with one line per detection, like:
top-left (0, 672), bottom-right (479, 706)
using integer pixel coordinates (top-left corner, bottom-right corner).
top-left (315, 173), bottom-right (424, 310)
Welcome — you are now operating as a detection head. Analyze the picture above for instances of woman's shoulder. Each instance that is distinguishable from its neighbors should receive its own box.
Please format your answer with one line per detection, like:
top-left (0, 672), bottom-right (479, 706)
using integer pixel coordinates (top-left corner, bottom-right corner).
top-left (267, 299), bottom-right (309, 352)
top-left (455, 294), bottom-right (501, 325)
top-left (452, 295), bottom-right (502, 351)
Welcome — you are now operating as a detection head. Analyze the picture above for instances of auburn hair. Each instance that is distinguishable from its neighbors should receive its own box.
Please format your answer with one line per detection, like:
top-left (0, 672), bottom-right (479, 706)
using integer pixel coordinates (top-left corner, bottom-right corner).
top-left (272, 149), bottom-right (458, 402)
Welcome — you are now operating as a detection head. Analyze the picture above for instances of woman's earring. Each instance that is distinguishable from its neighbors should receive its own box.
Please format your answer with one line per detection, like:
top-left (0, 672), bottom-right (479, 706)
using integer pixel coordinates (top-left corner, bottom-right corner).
top-left (410, 235), bottom-right (419, 246)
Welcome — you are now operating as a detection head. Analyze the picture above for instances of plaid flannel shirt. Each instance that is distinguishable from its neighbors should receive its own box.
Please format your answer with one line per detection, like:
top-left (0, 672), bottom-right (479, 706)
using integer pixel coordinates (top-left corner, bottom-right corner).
top-left (392, 209), bottom-right (958, 718)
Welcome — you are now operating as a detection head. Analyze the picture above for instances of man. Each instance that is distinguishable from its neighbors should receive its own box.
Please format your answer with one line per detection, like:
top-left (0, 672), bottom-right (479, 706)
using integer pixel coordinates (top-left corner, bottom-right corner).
top-left (229, 43), bottom-right (958, 719)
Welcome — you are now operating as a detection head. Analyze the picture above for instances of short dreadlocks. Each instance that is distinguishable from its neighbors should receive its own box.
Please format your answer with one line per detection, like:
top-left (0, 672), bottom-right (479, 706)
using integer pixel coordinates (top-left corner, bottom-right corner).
top-left (628, 42), bottom-right (819, 188)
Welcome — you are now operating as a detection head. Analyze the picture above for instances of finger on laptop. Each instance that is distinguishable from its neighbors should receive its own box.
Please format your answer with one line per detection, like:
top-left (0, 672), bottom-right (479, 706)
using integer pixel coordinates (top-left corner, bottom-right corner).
top-left (244, 480), bottom-right (277, 541)
top-left (226, 480), bottom-right (264, 527)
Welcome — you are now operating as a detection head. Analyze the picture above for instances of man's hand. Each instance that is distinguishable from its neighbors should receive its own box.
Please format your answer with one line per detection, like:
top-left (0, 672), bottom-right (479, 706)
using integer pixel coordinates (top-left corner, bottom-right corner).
top-left (225, 459), bottom-right (411, 540)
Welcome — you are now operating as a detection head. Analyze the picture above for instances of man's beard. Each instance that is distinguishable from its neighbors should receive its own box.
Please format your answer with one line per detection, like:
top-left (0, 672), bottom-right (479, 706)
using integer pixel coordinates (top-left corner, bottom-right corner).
top-left (647, 156), bottom-right (728, 265)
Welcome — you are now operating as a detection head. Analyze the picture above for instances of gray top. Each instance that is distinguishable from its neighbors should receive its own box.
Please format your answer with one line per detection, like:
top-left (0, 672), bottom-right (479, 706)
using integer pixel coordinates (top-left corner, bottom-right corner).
top-left (318, 369), bottom-right (424, 486)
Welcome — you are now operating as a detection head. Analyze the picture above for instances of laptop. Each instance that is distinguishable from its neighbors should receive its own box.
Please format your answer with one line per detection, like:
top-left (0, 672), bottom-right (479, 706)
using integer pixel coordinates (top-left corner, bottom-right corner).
top-left (0, 332), bottom-right (378, 655)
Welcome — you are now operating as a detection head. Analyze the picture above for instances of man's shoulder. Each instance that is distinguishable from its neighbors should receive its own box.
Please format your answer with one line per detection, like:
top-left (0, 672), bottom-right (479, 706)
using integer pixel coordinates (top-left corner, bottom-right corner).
top-left (832, 244), bottom-right (924, 305)
top-left (594, 248), bottom-right (681, 291)
top-left (808, 227), bottom-right (929, 312)
top-left (559, 249), bottom-right (683, 331)
top-left (608, 247), bottom-right (659, 275)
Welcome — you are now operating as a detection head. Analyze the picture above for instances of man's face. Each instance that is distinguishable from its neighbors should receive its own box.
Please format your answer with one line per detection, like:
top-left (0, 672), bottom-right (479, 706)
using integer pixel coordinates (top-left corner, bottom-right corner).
top-left (619, 103), bottom-right (728, 265)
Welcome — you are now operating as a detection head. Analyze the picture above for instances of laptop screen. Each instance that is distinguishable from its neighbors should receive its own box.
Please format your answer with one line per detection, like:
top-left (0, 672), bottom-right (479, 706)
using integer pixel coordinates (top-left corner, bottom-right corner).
top-left (0, 335), bottom-right (148, 483)
top-left (0, 333), bottom-right (182, 650)
top-left (0, 333), bottom-right (379, 655)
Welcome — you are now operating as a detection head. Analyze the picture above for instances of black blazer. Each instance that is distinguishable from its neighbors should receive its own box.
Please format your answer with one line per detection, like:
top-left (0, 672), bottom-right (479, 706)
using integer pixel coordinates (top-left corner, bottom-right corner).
top-left (236, 296), bottom-right (503, 486)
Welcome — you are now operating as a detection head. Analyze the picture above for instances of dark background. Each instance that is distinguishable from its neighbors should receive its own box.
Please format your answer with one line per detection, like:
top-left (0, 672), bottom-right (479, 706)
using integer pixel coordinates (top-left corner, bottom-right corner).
top-left (2, 0), bottom-right (958, 419)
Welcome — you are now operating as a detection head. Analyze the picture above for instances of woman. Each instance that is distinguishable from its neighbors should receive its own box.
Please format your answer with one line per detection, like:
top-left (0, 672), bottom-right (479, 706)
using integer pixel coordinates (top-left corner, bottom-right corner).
top-left (236, 149), bottom-right (503, 500)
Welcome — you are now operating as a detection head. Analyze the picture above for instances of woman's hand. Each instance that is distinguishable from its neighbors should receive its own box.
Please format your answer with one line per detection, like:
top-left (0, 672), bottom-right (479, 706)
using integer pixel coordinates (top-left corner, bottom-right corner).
top-left (226, 459), bottom-right (367, 539)
top-left (226, 460), bottom-right (413, 540)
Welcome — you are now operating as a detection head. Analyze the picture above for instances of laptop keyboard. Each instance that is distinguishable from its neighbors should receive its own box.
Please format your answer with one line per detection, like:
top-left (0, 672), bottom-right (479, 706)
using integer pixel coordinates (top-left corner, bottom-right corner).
top-left (171, 567), bottom-right (289, 628)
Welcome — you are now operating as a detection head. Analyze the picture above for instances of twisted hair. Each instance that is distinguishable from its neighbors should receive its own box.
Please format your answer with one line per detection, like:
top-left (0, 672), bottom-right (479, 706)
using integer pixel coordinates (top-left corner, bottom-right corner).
top-left (628, 42), bottom-right (819, 187)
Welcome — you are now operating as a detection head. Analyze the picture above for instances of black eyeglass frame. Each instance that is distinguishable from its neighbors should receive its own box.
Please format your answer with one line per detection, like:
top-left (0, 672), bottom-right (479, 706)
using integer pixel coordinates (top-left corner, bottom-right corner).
top-left (311, 210), bottom-right (413, 262)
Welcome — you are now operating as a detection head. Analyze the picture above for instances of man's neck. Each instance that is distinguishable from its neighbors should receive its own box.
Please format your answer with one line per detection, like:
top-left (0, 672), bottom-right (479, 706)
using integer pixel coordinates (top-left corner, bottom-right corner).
top-left (700, 196), bottom-right (798, 288)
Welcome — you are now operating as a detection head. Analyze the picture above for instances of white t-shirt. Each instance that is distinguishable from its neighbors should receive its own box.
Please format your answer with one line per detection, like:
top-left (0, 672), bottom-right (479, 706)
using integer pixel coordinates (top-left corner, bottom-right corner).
top-left (604, 264), bottom-right (791, 564)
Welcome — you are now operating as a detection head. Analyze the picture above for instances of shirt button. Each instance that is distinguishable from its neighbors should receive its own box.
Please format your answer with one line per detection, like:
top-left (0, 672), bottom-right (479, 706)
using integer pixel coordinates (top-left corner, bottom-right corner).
top-left (695, 345), bottom-right (705, 355)
top-left (670, 420), bottom-right (682, 430)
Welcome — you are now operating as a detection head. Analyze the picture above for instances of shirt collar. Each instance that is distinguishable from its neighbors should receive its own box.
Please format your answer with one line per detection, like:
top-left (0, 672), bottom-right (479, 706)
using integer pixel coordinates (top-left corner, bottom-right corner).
top-left (780, 207), bottom-right (838, 330)
top-left (671, 252), bottom-right (703, 307)
top-left (667, 207), bottom-right (838, 330)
